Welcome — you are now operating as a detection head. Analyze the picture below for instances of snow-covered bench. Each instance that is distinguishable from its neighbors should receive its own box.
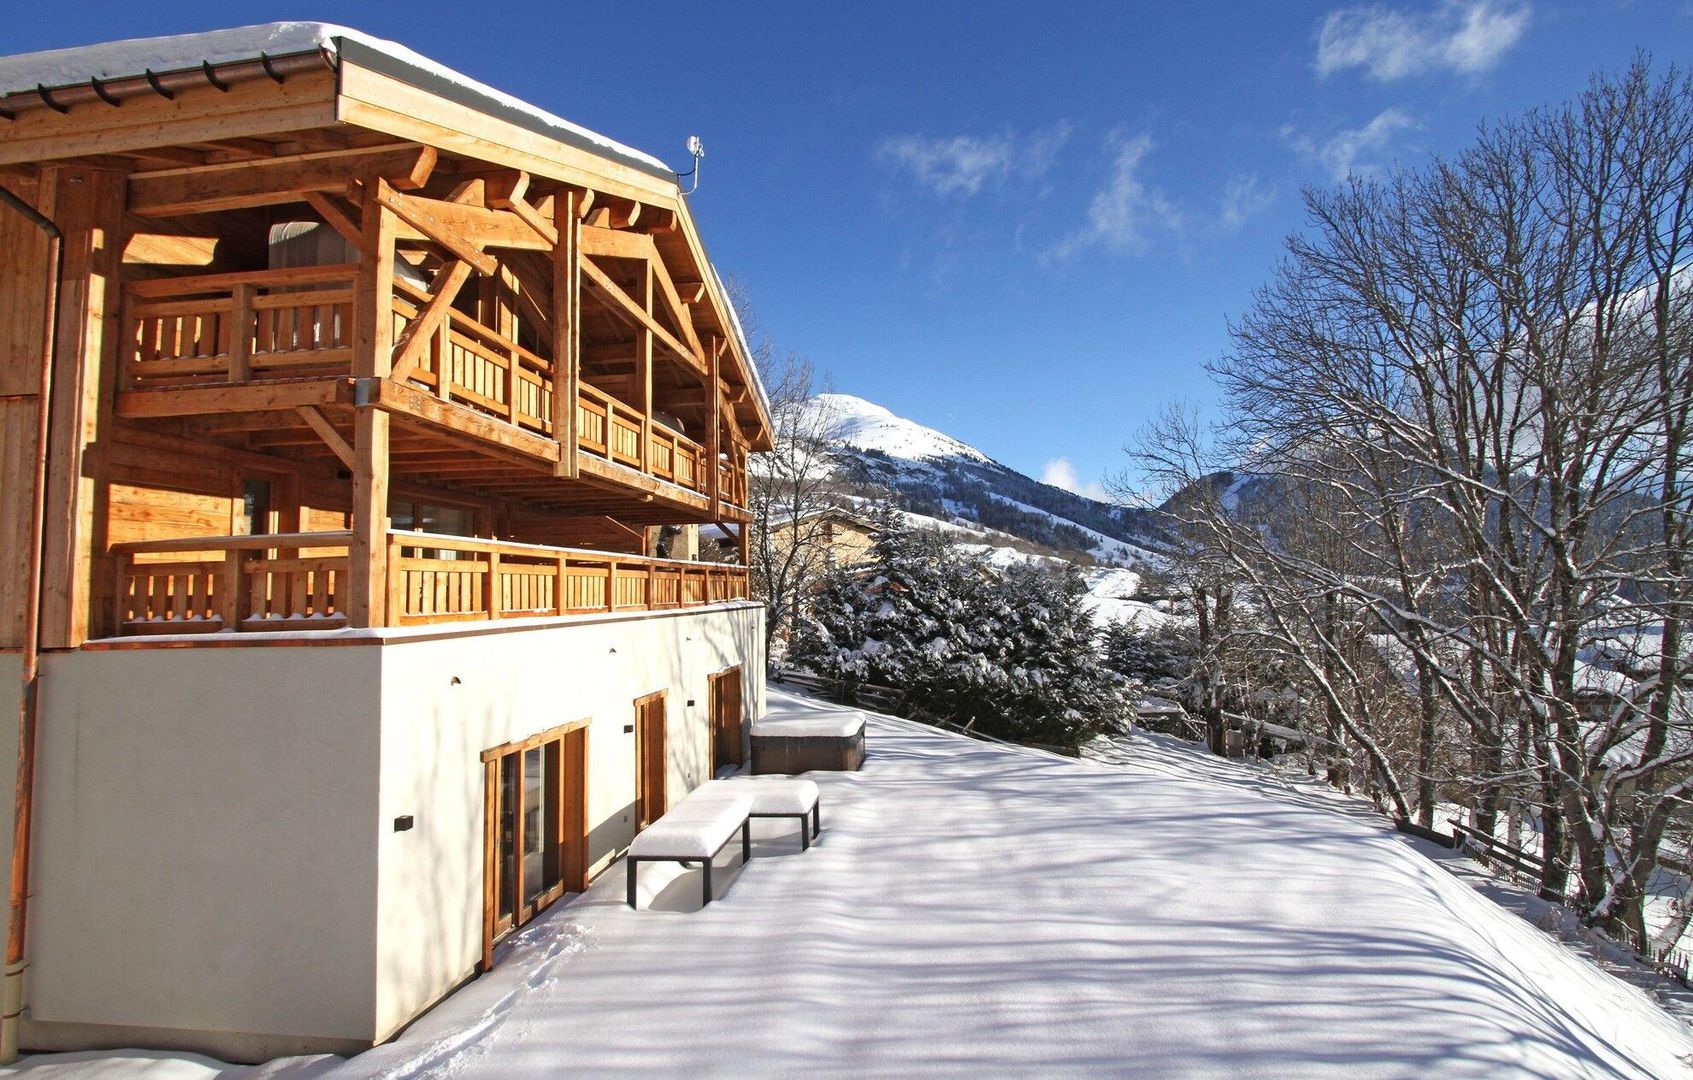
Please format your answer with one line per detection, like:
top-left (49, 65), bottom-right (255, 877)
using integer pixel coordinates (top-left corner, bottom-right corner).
top-left (706, 777), bottom-right (822, 850)
top-left (625, 787), bottom-right (753, 909)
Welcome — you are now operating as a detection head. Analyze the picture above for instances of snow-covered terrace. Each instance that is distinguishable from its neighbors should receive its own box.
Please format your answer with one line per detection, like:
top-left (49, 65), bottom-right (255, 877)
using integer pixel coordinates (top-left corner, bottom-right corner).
top-left (324, 690), bottom-right (1689, 1079)
top-left (8, 691), bottom-right (1688, 1078)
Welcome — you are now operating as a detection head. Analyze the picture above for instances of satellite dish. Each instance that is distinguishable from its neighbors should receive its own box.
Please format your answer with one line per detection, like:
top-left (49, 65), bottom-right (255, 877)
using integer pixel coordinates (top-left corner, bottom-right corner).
top-left (680, 135), bottom-right (706, 194)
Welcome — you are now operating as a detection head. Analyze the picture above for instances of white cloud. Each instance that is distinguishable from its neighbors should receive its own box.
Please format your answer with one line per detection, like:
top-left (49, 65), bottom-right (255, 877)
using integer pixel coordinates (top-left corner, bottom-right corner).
top-left (1047, 131), bottom-right (1182, 260)
top-left (1287, 108), bottom-right (1418, 179)
top-left (876, 122), bottom-right (1071, 198)
top-left (1219, 174), bottom-right (1275, 229)
top-left (1317, 1), bottom-right (1530, 81)
top-left (1041, 457), bottom-right (1113, 502)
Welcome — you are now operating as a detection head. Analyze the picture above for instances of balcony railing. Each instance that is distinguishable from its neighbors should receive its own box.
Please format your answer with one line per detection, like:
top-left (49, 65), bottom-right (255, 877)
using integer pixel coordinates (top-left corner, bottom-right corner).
top-left (112, 530), bottom-right (749, 635)
top-left (119, 267), bottom-right (742, 509)
top-left (124, 265), bottom-right (358, 387)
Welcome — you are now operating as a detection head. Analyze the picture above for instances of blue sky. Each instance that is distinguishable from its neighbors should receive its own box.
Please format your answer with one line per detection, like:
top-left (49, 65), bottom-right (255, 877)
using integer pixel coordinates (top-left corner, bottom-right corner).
top-left (10, 2), bottom-right (1691, 496)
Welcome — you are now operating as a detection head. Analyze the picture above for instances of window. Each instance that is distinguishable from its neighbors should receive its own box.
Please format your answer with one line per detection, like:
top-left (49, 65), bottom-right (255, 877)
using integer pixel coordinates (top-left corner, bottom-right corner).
top-left (241, 478), bottom-right (273, 536)
top-left (481, 720), bottom-right (588, 969)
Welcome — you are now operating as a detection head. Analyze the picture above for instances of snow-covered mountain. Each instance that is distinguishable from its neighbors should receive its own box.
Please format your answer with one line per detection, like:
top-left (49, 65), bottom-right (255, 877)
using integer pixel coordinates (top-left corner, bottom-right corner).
top-left (808, 393), bottom-right (1166, 567)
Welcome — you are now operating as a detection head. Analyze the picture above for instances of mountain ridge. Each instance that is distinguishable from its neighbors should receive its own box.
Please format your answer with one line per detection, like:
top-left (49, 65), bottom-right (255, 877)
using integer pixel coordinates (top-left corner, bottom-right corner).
top-left (808, 393), bottom-right (1166, 566)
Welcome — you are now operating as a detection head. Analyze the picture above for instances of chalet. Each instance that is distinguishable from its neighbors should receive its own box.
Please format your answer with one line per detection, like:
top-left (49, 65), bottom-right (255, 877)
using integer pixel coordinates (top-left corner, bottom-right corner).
top-left (0, 23), bottom-right (771, 1062)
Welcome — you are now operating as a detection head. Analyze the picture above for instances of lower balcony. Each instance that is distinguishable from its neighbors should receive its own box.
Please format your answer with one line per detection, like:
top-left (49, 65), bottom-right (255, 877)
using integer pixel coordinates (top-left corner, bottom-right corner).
top-left (111, 530), bottom-right (749, 637)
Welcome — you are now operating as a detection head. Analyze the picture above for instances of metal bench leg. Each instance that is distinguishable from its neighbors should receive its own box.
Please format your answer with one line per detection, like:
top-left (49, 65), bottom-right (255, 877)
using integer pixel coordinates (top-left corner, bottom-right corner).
top-left (812, 801), bottom-right (821, 839)
top-left (742, 819), bottom-right (752, 864)
top-left (800, 813), bottom-right (810, 851)
top-left (627, 857), bottom-right (638, 909)
top-left (703, 857), bottom-right (713, 906)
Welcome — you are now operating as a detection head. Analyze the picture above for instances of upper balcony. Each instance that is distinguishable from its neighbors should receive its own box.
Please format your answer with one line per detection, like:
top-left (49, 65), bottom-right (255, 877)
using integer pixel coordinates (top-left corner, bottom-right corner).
top-left (116, 262), bottom-right (750, 519)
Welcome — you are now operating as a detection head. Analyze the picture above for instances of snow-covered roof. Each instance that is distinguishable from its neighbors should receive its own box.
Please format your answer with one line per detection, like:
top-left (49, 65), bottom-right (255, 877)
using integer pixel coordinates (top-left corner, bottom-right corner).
top-left (0, 22), bottom-right (673, 180)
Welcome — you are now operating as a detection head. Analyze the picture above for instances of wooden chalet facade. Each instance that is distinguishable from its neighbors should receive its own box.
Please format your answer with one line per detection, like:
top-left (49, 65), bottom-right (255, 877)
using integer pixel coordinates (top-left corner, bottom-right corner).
top-left (0, 23), bottom-right (770, 1061)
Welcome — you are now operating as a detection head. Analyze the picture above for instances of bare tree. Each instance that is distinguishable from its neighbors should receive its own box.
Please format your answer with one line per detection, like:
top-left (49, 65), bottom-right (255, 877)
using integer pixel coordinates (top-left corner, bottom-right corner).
top-left (1194, 59), bottom-right (1693, 936)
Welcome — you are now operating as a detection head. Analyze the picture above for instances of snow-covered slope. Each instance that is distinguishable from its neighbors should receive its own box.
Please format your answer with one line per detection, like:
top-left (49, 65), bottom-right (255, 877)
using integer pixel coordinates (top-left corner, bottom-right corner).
top-left (332, 690), bottom-right (1693, 1079)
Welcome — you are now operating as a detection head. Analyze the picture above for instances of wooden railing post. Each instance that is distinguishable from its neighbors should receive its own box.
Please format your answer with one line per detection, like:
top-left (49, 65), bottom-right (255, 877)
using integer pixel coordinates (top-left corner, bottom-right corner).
top-left (606, 560), bottom-right (616, 612)
top-left (218, 548), bottom-right (242, 628)
top-left (487, 549), bottom-right (502, 620)
top-left (554, 554), bottom-right (567, 615)
top-left (227, 283), bottom-right (255, 382)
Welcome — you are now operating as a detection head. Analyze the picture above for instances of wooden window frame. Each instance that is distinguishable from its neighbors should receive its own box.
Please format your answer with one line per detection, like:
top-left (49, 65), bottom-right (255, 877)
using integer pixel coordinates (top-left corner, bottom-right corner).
top-left (480, 717), bottom-right (589, 970)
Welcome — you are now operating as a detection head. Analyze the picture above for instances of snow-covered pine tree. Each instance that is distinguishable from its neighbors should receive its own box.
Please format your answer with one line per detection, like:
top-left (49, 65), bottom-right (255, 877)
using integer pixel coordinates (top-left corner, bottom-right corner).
top-left (792, 509), bottom-right (1124, 748)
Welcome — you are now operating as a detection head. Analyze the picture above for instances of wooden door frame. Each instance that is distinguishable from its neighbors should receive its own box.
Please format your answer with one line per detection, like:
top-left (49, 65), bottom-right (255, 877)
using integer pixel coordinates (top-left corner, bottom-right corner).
top-left (708, 665), bottom-right (745, 771)
top-left (633, 690), bottom-right (667, 830)
top-left (480, 718), bottom-right (589, 971)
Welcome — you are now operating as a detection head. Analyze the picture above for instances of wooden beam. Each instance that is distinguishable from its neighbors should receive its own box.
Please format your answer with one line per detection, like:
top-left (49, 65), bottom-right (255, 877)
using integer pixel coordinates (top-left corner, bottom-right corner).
top-left (579, 226), bottom-right (702, 361)
top-left (304, 191), bottom-right (367, 253)
top-left (372, 181), bottom-right (500, 275)
top-left (128, 143), bottom-right (430, 216)
top-left (349, 188), bottom-right (398, 627)
top-left (708, 333), bottom-right (722, 520)
top-left (295, 405), bottom-right (356, 469)
top-left (115, 377), bottom-right (354, 417)
top-left (389, 144), bottom-right (438, 191)
top-left (390, 259), bottom-right (475, 380)
top-left (553, 190), bottom-right (580, 479)
top-left (638, 262), bottom-right (653, 477)
top-left (578, 256), bottom-right (700, 375)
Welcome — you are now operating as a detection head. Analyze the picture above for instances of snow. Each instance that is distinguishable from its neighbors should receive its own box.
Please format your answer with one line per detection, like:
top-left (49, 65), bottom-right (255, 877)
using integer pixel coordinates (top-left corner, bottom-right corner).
top-left (810, 393), bottom-right (993, 464)
top-left (0, 23), bottom-right (670, 173)
top-left (17, 688), bottom-right (1693, 1077)
top-left (343, 689), bottom-right (1690, 1077)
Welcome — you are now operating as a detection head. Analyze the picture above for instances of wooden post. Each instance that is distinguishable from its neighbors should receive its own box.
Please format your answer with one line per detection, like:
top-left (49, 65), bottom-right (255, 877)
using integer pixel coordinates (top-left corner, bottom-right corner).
top-left (227, 283), bottom-right (254, 382)
top-left (605, 560), bottom-right (616, 612)
top-left (636, 262), bottom-right (652, 476)
top-left (707, 334), bottom-right (722, 519)
top-left (39, 167), bottom-right (125, 647)
top-left (554, 554), bottom-right (567, 615)
top-left (552, 190), bottom-right (579, 478)
top-left (348, 183), bottom-right (397, 628)
top-left (487, 550), bottom-right (502, 620)
top-left (218, 549), bottom-right (242, 628)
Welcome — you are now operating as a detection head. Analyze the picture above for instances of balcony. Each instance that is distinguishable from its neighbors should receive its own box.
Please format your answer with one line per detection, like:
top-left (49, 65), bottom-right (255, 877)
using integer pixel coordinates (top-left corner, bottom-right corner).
top-left (112, 530), bottom-right (749, 636)
top-left (118, 267), bottom-right (747, 515)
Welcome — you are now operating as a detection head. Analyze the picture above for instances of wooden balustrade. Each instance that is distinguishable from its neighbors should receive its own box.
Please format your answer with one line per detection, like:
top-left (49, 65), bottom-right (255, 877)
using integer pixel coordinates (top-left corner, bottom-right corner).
top-left (108, 530), bottom-right (749, 636)
top-left (121, 268), bottom-right (750, 508)
top-left (391, 280), bottom-right (554, 435)
top-left (113, 532), bottom-right (353, 634)
top-left (386, 531), bottom-right (748, 626)
top-left (123, 265), bottom-right (358, 388)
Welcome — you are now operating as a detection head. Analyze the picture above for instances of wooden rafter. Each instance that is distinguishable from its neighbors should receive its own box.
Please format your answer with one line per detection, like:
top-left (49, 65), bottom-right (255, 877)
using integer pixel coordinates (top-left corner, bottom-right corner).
top-left (578, 256), bottom-right (700, 375)
top-left (295, 406), bottom-right (356, 469)
top-left (373, 181), bottom-right (500, 275)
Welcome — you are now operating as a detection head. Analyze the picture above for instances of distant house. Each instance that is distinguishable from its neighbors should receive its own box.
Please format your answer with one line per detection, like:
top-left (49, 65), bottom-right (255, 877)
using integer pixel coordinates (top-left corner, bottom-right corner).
top-left (767, 506), bottom-right (879, 573)
top-left (0, 23), bottom-right (771, 1062)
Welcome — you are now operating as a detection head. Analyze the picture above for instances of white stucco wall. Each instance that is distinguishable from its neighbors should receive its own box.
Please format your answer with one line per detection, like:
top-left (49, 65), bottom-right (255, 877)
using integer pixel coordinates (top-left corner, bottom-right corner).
top-left (371, 602), bottom-right (764, 1038)
top-left (19, 644), bottom-right (384, 1051)
top-left (0, 602), bottom-right (764, 1057)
